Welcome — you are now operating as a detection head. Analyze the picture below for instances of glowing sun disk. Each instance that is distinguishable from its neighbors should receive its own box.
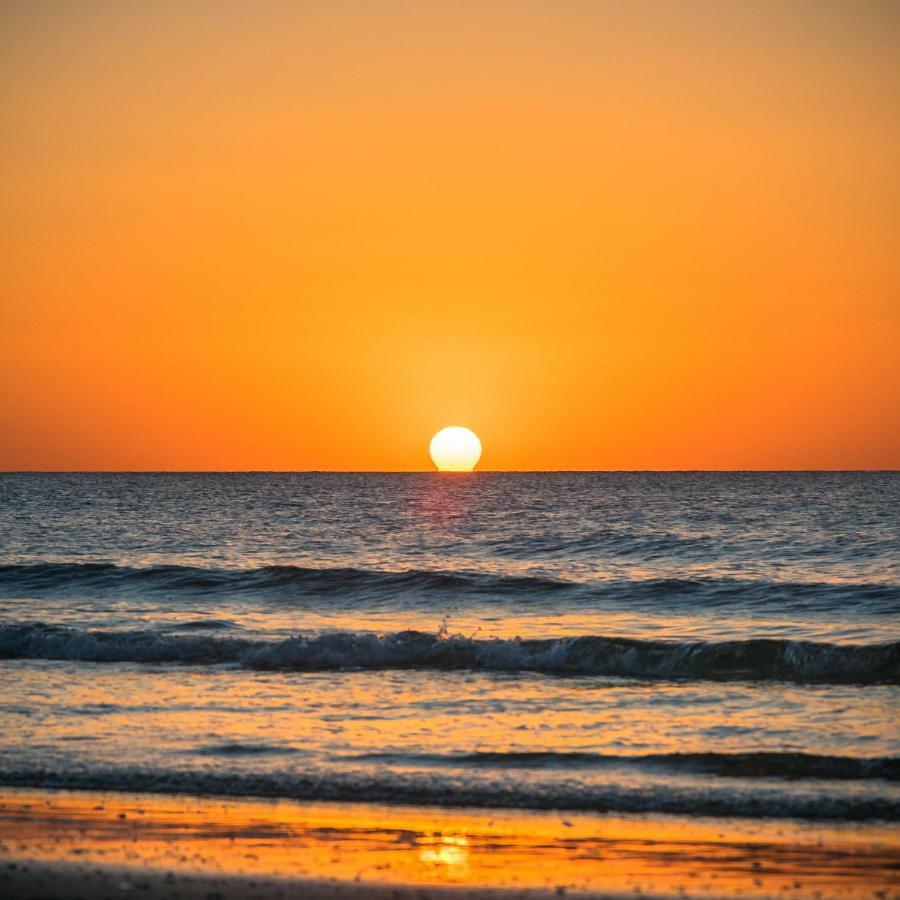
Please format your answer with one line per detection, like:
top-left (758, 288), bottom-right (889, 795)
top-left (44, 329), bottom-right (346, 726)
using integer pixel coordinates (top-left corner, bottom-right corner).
top-left (430, 427), bottom-right (482, 472)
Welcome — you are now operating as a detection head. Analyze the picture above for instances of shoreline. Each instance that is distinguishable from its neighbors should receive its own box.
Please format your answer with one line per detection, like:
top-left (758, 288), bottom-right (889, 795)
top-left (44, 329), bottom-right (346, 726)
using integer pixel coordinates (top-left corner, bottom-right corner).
top-left (1, 787), bottom-right (898, 899)
top-left (1, 860), bottom-right (652, 900)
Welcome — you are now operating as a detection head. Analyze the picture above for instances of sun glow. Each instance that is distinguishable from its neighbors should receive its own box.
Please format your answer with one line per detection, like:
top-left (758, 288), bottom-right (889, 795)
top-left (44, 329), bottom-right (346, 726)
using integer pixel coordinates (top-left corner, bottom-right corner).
top-left (429, 427), bottom-right (482, 472)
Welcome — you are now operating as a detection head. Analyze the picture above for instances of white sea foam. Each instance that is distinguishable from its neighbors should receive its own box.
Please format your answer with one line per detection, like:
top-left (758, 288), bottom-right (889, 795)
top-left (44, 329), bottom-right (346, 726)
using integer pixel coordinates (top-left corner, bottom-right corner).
top-left (1, 623), bottom-right (897, 684)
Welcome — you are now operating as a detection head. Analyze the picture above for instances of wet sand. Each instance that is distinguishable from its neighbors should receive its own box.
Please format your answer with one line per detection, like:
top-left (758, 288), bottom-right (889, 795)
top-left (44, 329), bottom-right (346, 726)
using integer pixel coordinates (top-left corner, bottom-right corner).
top-left (2, 861), bottom-right (646, 900)
top-left (0, 787), bottom-right (897, 899)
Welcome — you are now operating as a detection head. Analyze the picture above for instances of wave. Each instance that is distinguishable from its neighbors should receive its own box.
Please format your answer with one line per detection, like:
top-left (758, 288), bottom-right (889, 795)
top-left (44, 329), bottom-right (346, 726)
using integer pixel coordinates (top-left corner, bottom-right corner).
top-left (1, 623), bottom-right (897, 684)
top-left (0, 764), bottom-right (896, 821)
top-left (0, 562), bottom-right (568, 598)
top-left (352, 750), bottom-right (900, 781)
top-left (195, 742), bottom-right (303, 757)
top-left (158, 618), bottom-right (238, 632)
top-left (0, 562), bottom-right (896, 613)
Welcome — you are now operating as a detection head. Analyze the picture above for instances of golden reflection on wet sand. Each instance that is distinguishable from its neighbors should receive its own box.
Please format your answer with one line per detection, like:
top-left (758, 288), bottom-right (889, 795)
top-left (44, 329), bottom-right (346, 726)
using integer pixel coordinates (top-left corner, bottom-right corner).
top-left (1, 788), bottom-right (897, 898)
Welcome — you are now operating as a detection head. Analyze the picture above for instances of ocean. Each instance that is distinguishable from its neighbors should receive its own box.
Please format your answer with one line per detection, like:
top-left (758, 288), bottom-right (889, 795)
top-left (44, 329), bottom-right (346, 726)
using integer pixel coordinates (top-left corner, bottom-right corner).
top-left (0, 472), bottom-right (898, 824)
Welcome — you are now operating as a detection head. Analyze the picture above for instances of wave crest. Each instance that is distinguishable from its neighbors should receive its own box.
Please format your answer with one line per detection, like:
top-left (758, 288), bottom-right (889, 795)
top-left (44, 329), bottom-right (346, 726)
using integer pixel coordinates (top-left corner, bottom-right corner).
top-left (1, 623), bottom-right (896, 685)
top-left (0, 562), bottom-right (897, 615)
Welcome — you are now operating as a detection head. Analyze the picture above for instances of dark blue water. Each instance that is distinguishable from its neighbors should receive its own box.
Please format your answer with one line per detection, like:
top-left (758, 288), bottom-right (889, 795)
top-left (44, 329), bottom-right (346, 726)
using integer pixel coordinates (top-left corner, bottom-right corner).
top-left (0, 473), bottom-right (897, 821)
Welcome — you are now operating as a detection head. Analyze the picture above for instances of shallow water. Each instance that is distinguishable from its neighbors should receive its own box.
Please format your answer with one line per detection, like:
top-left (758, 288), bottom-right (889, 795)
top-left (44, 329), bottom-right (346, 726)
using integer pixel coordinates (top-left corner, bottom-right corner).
top-left (0, 472), bottom-right (898, 821)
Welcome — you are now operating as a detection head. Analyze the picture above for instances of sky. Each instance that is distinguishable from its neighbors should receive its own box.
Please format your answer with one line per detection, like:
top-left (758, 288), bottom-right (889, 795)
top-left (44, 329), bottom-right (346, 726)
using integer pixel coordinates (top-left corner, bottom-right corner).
top-left (2, 0), bottom-right (898, 471)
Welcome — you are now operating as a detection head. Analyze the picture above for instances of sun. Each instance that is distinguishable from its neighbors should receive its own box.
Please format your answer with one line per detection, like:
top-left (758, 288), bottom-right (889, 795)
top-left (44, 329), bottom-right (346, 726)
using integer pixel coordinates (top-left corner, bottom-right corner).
top-left (429, 426), bottom-right (482, 472)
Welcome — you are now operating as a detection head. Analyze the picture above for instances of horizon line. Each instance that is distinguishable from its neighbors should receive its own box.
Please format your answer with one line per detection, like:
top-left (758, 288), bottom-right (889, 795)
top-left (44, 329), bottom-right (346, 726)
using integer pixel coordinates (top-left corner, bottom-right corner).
top-left (2, 469), bottom-right (898, 475)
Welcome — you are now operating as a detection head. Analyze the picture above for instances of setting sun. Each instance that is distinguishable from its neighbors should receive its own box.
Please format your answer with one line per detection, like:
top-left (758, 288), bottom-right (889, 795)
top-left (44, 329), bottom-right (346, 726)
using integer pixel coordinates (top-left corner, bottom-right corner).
top-left (429, 427), bottom-right (482, 472)
top-left (1, 5), bottom-right (898, 900)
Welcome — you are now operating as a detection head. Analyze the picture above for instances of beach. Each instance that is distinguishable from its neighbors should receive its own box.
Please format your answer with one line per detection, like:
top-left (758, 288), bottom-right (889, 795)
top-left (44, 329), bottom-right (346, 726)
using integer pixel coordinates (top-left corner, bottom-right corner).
top-left (1, 472), bottom-right (897, 898)
top-left (3, 787), bottom-right (899, 899)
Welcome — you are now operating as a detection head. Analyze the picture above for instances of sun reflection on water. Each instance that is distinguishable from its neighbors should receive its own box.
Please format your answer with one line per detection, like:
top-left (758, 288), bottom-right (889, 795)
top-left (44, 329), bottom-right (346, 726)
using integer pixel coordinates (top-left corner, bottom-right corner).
top-left (419, 832), bottom-right (470, 876)
top-left (1, 789), bottom-right (897, 899)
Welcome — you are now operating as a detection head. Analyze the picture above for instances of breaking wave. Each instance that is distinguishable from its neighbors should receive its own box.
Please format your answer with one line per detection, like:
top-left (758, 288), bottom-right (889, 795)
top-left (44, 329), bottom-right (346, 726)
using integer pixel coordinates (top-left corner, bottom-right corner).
top-left (1, 623), bottom-right (897, 684)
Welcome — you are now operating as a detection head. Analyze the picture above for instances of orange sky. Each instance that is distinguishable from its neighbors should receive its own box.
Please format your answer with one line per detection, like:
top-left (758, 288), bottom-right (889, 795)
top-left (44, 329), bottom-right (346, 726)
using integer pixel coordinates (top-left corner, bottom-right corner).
top-left (2, 1), bottom-right (898, 471)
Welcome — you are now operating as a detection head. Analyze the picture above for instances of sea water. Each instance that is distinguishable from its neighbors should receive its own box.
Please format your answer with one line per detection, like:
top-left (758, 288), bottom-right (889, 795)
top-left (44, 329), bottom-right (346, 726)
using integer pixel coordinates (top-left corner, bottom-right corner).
top-left (0, 472), bottom-right (897, 821)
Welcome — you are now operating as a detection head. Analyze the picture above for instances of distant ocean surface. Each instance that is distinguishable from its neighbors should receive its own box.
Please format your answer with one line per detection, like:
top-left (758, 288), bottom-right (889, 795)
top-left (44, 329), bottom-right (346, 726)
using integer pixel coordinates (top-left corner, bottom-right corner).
top-left (0, 472), bottom-right (898, 822)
